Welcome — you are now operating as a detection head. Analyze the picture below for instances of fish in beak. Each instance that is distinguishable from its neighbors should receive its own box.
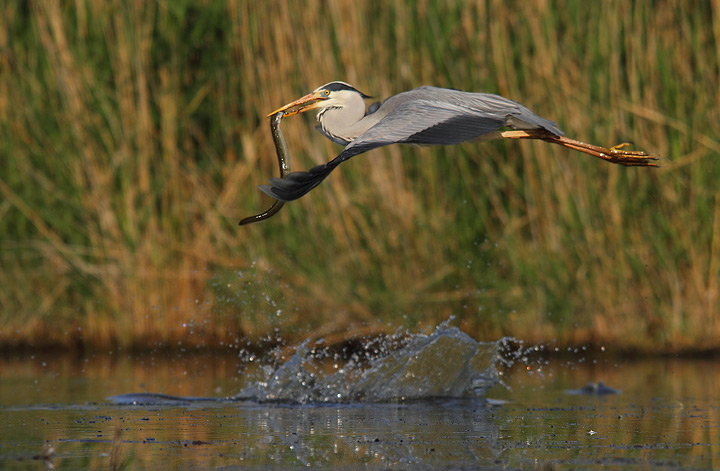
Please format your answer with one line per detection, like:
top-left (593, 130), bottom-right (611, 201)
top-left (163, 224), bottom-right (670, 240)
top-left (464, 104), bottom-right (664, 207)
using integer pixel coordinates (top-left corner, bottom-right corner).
top-left (267, 91), bottom-right (328, 117)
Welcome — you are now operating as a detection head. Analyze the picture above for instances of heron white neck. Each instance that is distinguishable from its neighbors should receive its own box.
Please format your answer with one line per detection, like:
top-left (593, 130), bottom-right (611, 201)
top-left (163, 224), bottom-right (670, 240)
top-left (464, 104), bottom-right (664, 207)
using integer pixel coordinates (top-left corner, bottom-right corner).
top-left (317, 91), bottom-right (369, 144)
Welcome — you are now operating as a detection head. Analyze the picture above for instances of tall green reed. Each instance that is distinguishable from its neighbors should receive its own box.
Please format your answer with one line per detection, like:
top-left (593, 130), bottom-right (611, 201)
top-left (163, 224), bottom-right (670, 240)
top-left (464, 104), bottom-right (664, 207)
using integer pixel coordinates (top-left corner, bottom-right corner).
top-left (0, 0), bottom-right (717, 352)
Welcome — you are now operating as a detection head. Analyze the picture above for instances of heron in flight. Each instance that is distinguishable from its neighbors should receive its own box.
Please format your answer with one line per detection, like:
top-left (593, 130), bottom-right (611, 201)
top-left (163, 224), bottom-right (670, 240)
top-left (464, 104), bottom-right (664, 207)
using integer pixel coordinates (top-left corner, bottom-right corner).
top-left (259, 81), bottom-right (657, 202)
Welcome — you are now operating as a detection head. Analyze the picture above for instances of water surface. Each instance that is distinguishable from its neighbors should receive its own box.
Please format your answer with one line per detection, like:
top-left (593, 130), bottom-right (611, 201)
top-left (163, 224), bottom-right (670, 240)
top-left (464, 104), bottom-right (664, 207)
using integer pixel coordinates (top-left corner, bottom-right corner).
top-left (1, 336), bottom-right (719, 470)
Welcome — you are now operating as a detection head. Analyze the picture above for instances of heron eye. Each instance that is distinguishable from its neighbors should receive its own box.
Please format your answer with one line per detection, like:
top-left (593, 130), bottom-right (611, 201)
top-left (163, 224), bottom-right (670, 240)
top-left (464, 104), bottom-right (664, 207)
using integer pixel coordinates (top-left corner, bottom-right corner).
top-left (323, 90), bottom-right (330, 96)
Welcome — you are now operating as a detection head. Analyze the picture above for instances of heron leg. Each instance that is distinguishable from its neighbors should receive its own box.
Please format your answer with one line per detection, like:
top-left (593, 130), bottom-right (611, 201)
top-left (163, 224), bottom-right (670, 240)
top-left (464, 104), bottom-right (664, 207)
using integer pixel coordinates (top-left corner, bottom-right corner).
top-left (499, 130), bottom-right (659, 167)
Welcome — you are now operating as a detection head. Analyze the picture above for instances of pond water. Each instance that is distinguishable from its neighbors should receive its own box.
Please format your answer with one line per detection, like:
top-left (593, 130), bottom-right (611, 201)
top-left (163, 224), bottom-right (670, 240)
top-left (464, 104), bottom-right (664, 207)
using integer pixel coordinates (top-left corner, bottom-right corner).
top-left (1, 327), bottom-right (719, 470)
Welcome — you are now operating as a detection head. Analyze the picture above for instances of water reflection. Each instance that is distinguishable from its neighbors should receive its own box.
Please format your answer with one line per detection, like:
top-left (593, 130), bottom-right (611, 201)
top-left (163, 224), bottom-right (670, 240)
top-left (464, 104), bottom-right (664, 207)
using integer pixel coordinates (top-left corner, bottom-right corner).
top-left (1, 351), bottom-right (719, 469)
top-left (0, 351), bottom-right (252, 406)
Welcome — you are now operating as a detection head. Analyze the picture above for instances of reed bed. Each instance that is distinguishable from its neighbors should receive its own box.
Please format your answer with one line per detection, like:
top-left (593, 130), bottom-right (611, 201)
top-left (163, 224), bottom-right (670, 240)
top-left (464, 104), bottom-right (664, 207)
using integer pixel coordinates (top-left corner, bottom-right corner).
top-left (0, 0), bottom-right (718, 353)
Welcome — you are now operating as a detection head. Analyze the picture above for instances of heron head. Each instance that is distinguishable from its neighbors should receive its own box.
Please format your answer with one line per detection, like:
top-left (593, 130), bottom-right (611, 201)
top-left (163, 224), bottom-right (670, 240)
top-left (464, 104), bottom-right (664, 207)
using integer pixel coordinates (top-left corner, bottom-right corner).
top-left (268, 81), bottom-right (371, 117)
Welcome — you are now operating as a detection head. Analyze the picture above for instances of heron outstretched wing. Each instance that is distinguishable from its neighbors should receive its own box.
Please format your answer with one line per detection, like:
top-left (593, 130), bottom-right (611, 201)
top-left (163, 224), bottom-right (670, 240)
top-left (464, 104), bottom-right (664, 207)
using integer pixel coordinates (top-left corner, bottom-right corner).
top-left (260, 101), bottom-right (508, 201)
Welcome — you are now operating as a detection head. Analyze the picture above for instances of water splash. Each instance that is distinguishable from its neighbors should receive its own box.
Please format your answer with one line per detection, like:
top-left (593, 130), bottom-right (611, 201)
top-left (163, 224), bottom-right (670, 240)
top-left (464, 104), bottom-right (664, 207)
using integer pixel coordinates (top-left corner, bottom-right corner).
top-left (234, 323), bottom-right (499, 404)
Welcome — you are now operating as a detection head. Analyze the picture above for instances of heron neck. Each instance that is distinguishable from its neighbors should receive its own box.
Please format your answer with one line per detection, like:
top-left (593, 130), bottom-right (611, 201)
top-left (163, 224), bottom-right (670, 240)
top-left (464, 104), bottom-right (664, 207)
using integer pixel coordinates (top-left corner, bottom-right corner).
top-left (318, 97), bottom-right (372, 144)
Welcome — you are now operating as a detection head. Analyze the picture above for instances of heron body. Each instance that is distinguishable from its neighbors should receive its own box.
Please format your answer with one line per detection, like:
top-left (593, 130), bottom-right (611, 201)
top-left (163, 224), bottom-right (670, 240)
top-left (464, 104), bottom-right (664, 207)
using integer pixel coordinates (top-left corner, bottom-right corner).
top-left (259, 81), bottom-right (656, 202)
top-left (314, 83), bottom-right (563, 146)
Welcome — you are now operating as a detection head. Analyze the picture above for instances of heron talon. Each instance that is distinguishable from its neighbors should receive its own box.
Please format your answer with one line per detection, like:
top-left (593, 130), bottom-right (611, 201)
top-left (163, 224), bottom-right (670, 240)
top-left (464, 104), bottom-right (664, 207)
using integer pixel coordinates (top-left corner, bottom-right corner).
top-left (610, 142), bottom-right (632, 153)
top-left (603, 142), bottom-right (660, 166)
top-left (609, 142), bottom-right (648, 157)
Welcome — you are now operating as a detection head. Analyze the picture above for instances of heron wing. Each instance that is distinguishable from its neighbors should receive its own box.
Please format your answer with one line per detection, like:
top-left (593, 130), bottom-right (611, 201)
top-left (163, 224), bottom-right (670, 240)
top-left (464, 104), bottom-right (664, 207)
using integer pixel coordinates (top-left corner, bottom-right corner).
top-left (259, 96), bottom-right (550, 201)
top-left (346, 100), bottom-right (508, 151)
top-left (260, 101), bottom-right (504, 201)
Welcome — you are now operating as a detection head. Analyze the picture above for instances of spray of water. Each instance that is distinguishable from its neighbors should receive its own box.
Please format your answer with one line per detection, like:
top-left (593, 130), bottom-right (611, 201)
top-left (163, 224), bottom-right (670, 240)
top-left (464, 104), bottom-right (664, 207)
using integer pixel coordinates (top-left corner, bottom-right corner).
top-left (233, 321), bottom-right (499, 404)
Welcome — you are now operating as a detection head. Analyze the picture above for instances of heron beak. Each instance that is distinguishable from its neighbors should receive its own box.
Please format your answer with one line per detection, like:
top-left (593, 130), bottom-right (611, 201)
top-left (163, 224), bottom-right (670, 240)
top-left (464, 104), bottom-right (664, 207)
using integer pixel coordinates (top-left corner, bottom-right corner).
top-left (267, 91), bottom-right (327, 117)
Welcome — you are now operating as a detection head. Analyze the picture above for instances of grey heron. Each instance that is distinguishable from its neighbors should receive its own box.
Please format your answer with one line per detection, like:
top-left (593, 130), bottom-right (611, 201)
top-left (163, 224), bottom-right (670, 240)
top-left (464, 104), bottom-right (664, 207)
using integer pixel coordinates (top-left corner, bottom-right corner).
top-left (259, 81), bottom-right (657, 202)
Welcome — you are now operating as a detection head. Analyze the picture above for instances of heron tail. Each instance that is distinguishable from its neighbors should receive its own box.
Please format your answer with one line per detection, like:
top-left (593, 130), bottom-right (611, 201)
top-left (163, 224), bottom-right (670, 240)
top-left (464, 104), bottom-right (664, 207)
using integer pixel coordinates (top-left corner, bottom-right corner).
top-left (258, 164), bottom-right (335, 201)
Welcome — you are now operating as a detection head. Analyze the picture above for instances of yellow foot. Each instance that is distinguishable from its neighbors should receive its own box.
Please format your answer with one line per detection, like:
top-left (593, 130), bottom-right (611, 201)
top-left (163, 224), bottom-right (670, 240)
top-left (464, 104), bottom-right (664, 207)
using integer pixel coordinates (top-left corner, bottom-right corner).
top-left (605, 142), bottom-right (659, 167)
top-left (610, 142), bottom-right (648, 157)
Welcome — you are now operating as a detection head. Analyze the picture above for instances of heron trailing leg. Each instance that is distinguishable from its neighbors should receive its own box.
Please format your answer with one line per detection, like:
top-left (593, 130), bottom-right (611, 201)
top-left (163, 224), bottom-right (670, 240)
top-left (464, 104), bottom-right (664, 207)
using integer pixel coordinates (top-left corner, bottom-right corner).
top-left (499, 130), bottom-right (659, 167)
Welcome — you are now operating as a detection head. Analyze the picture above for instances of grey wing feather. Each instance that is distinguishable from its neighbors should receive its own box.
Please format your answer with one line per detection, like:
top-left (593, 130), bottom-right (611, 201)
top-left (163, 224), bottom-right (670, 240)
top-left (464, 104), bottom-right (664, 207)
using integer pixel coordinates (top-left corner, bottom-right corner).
top-left (411, 86), bottom-right (563, 136)
top-left (344, 100), bottom-right (505, 152)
